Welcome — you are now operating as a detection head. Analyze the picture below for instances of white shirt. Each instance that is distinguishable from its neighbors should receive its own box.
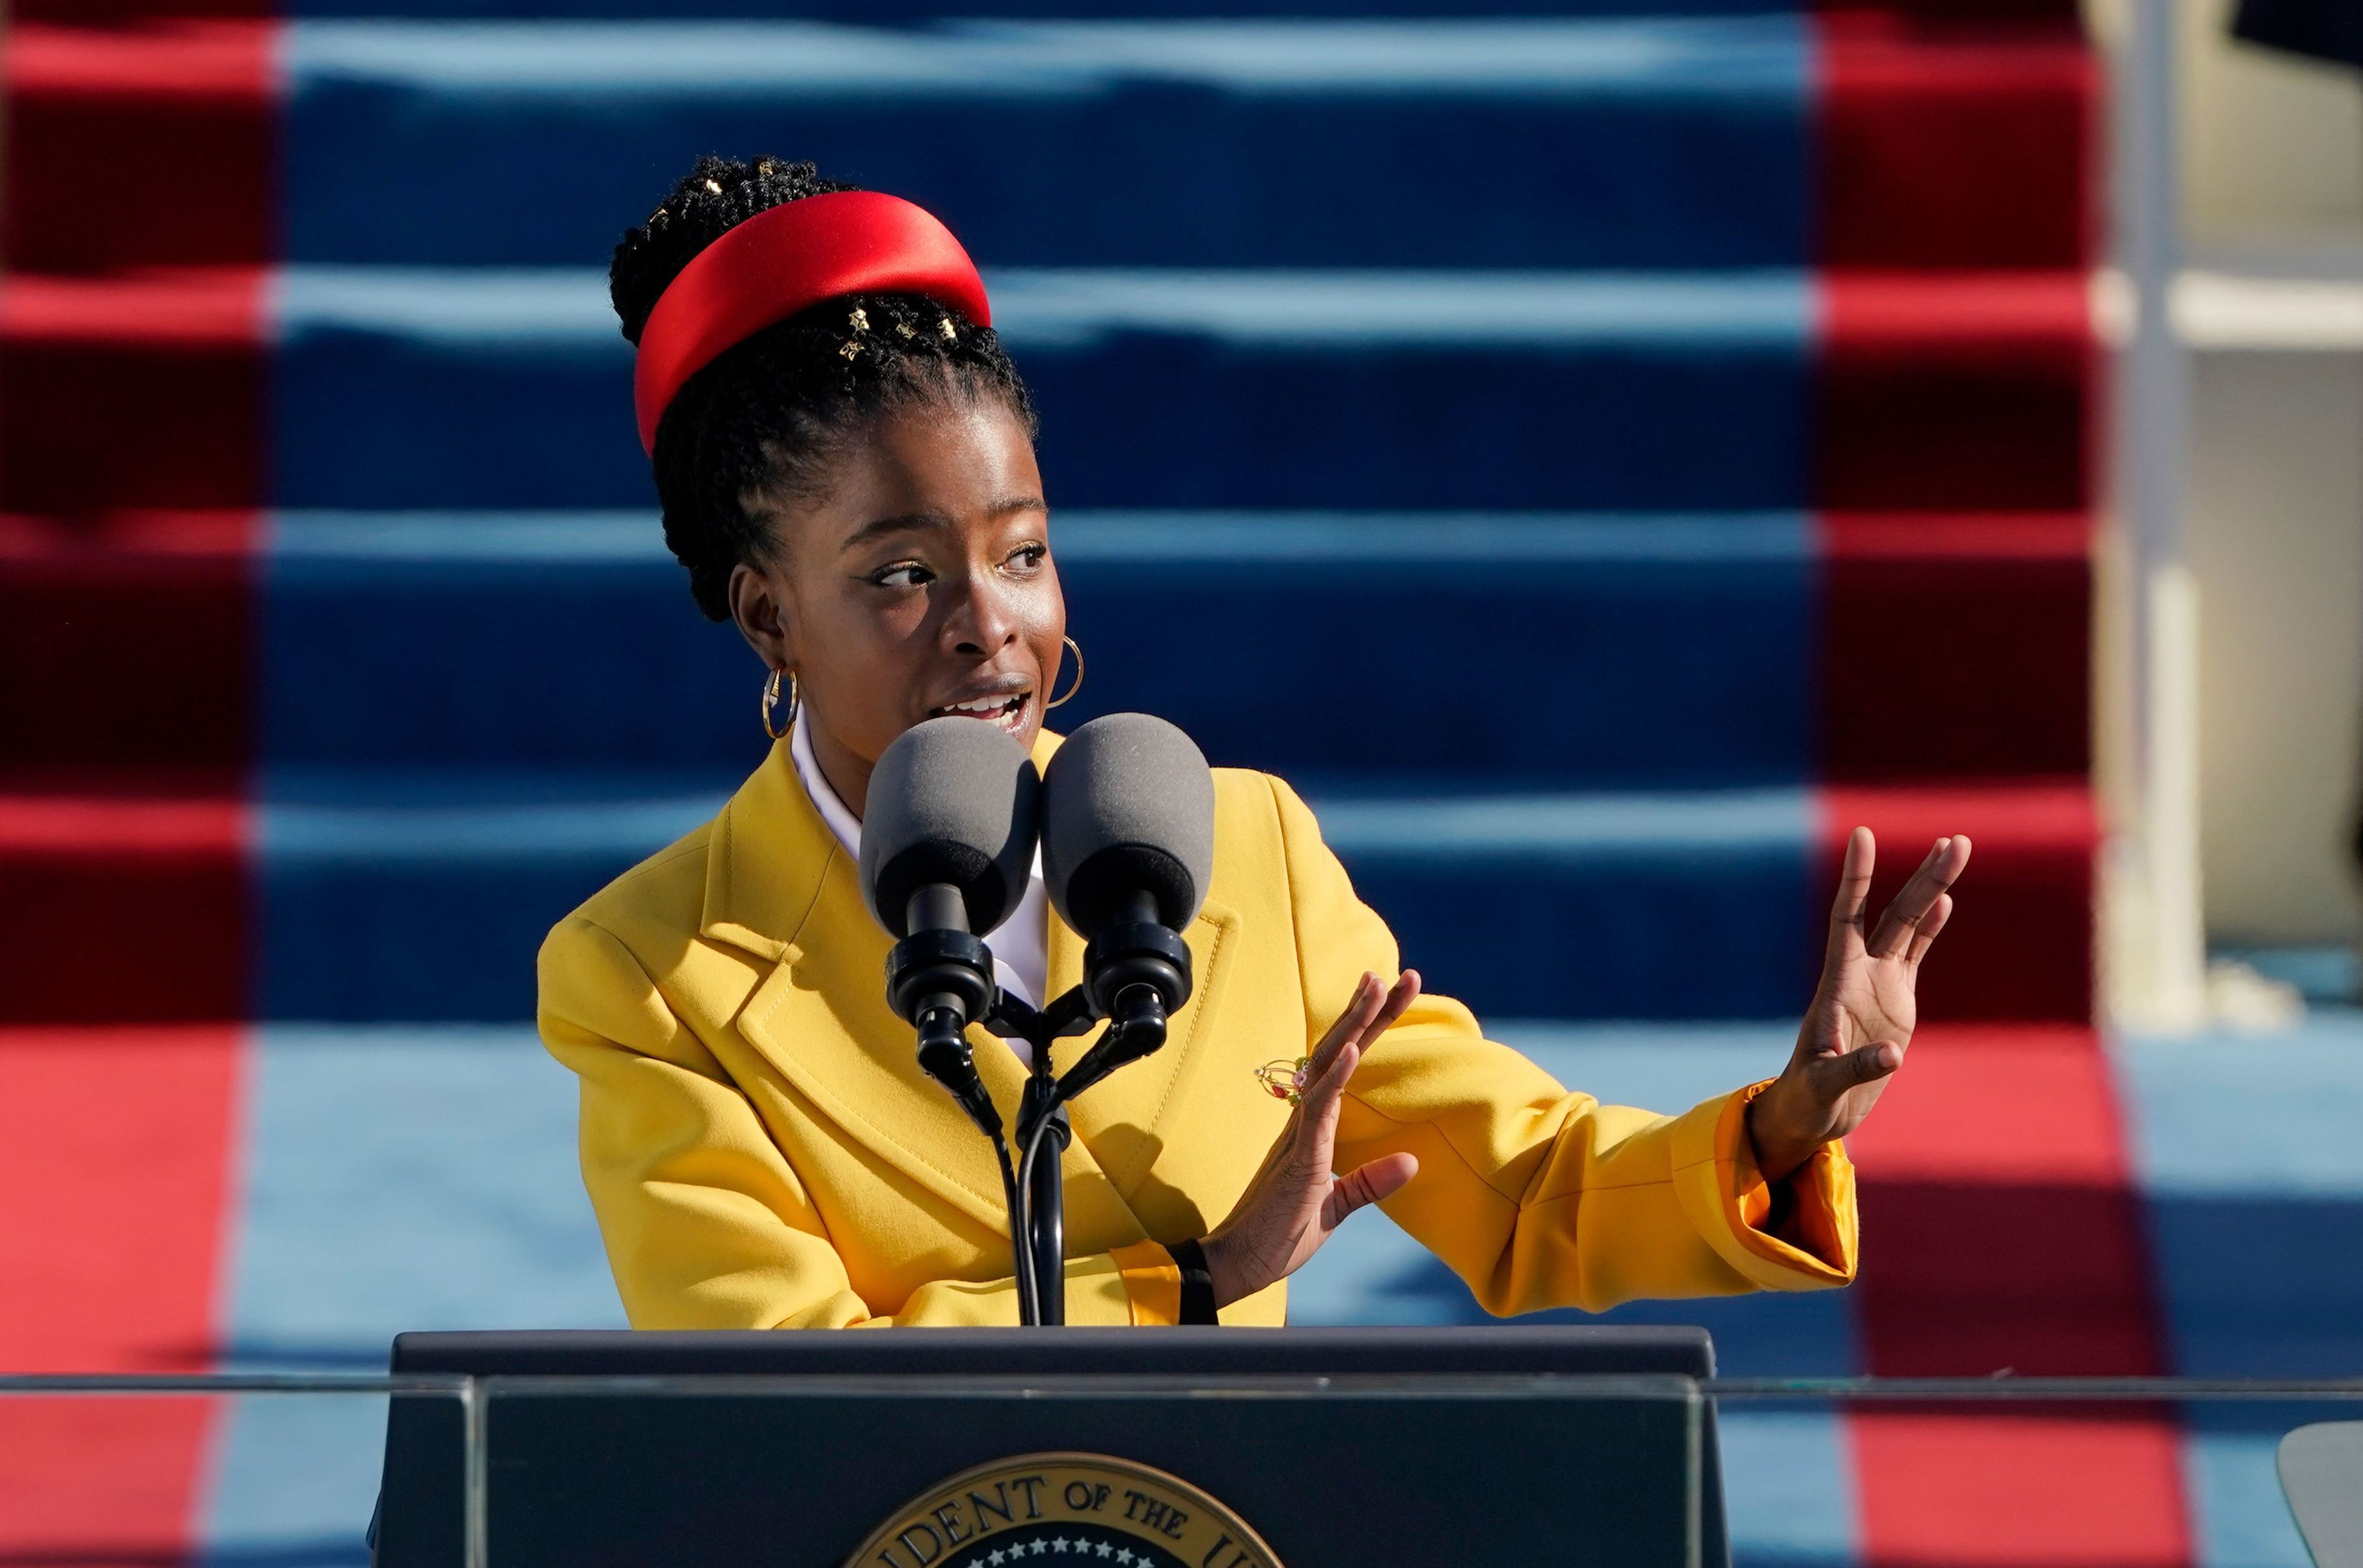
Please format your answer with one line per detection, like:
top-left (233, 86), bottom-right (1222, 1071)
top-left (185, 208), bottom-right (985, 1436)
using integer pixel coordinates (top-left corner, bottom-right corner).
top-left (790, 710), bottom-right (1050, 1062)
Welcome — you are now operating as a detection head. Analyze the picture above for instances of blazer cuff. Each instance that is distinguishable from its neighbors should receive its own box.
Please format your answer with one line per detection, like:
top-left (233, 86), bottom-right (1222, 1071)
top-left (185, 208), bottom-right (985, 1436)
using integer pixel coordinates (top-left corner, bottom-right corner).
top-left (1670, 1081), bottom-right (1858, 1291)
top-left (1110, 1240), bottom-right (1183, 1327)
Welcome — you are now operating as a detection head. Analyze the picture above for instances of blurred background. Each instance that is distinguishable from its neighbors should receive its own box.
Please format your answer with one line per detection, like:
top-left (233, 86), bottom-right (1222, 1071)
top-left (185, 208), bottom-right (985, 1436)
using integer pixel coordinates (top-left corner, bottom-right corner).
top-left (1, 0), bottom-right (2359, 1562)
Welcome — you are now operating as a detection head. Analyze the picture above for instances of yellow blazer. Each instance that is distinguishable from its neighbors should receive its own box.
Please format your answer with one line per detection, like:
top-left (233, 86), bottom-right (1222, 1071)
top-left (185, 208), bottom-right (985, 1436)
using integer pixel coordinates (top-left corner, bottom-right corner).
top-left (539, 733), bottom-right (1857, 1328)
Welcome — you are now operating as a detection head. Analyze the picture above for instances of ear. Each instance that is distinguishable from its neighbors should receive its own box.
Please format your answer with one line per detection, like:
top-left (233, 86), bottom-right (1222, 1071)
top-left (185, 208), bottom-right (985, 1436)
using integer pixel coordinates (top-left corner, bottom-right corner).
top-left (727, 561), bottom-right (795, 674)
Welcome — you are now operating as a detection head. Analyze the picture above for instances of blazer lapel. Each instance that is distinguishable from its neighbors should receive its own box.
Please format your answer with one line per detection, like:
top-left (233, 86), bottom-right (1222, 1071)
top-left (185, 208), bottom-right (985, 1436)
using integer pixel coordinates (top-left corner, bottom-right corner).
top-left (698, 738), bottom-right (830, 965)
top-left (701, 744), bottom-right (1020, 1234)
top-left (1059, 895), bottom-right (1242, 1230)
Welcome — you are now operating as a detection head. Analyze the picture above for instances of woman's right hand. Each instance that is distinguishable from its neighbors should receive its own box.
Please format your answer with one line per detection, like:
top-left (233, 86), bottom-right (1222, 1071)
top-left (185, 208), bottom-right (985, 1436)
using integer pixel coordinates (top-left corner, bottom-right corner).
top-left (1199, 969), bottom-right (1425, 1308)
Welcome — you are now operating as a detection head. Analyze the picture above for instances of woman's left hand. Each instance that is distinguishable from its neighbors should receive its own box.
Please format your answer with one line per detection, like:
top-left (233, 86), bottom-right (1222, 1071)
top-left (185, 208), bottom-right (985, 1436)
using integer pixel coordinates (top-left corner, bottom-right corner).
top-left (1747, 828), bottom-right (1973, 1182)
top-left (1199, 969), bottom-right (1425, 1308)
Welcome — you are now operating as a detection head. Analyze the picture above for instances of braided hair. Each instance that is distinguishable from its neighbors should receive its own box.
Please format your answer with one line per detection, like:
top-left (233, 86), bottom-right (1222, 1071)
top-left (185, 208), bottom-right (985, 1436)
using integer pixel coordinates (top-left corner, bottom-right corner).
top-left (610, 155), bottom-right (1039, 621)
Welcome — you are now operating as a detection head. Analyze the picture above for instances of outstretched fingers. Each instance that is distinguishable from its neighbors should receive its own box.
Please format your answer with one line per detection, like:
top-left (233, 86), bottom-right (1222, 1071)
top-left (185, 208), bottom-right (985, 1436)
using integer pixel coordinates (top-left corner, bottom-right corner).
top-left (1829, 828), bottom-right (1875, 933)
top-left (1361, 969), bottom-right (1421, 1046)
top-left (1298, 973), bottom-right (1417, 1152)
top-left (1307, 971), bottom-right (1421, 1079)
top-left (1305, 973), bottom-right (1380, 1078)
top-left (1905, 893), bottom-right (1954, 966)
top-left (1289, 970), bottom-right (1423, 1206)
top-left (1818, 828), bottom-right (1876, 979)
top-left (1866, 835), bottom-right (1973, 959)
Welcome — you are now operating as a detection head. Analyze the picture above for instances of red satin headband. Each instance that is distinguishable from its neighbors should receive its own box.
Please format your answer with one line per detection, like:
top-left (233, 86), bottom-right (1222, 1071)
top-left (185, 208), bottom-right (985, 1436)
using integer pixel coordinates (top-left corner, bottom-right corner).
top-left (632, 189), bottom-right (993, 454)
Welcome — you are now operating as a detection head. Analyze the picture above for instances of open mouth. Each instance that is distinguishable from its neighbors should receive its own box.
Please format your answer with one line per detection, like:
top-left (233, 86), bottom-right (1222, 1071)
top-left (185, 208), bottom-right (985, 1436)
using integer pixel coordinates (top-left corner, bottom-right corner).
top-left (930, 692), bottom-right (1031, 738)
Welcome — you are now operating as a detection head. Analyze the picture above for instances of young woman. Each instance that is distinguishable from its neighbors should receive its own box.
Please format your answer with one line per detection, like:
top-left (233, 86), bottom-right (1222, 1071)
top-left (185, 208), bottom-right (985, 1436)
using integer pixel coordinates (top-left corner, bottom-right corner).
top-left (539, 155), bottom-right (1971, 1329)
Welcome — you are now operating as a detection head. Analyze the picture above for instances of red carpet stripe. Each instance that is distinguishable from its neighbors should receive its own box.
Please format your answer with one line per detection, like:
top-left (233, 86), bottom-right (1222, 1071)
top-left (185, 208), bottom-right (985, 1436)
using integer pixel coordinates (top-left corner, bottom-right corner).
top-left (1818, 511), bottom-right (2091, 784)
top-left (0, 1027), bottom-right (247, 1561)
top-left (0, 792), bottom-right (253, 1025)
top-left (1, 15), bottom-right (275, 1556)
top-left (1848, 1411), bottom-right (2189, 1568)
top-left (0, 512), bottom-right (258, 777)
top-left (1814, 12), bottom-right (2094, 271)
top-left (1810, 9), bottom-right (2130, 1546)
top-left (1, 20), bottom-right (279, 274)
top-left (1815, 271), bottom-right (2096, 514)
top-left (1840, 1027), bottom-right (2189, 1567)
top-left (1844, 1027), bottom-right (2159, 1372)
top-left (0, 271), bottom-right (269, 517)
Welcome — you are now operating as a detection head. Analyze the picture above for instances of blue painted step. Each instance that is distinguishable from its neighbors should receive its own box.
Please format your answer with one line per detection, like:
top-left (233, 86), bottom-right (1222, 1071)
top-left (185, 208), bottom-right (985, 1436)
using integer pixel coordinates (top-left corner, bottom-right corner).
top-left (283, 19), bottom-right (1809, 269)
top-left (252, 773), bottom-right (1820, 1022)
top-left (266, 511), bottom-right (1814, 787)
top-left (273, 267), bottom-right (1811, 511)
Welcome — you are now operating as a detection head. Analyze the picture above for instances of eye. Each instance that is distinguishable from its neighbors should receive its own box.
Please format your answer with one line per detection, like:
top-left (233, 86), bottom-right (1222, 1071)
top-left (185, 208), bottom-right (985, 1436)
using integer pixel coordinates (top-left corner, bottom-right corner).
top-left (870, 561), bottom-right (933, 589)
top-left (1005, 542), bottom-right (1048, 573)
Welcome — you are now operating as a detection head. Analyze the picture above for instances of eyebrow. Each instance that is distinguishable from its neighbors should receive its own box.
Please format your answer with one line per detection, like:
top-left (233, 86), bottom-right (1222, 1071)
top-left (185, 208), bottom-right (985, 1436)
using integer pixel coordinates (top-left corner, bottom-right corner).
top-left (838, 496), bottom-right (1048, 553)
top-left (838, 512), bottom-right (946, 552)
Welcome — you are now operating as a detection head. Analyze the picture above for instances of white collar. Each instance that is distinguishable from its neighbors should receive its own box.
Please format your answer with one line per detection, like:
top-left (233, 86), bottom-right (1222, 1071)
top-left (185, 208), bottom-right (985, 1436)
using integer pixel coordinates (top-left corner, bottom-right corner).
top-left (789, 706), bottom-right (866, 863)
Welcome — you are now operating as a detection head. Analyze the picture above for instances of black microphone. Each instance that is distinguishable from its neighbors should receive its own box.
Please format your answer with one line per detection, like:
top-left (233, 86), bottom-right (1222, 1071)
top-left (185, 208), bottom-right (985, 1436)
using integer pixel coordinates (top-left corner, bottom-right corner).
top-left (858, 716), bottom-right (1042, 1138)
top-left (1041, 713), bottom-right (1216, 1094)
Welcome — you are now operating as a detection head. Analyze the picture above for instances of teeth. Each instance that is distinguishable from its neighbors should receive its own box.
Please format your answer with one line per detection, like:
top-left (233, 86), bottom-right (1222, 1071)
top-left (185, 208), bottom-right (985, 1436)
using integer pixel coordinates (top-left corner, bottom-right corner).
top-left (937, 694), bottom-right (1026, 719)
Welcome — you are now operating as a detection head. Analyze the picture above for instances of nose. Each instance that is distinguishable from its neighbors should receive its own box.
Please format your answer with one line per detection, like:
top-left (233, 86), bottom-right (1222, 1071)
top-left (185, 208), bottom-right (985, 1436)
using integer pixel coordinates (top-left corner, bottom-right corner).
top-left (940, 565), bottom-right (1021, 658)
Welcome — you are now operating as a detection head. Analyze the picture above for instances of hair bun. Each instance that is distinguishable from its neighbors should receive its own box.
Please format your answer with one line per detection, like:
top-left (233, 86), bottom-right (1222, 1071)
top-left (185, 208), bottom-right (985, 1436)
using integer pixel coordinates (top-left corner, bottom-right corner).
top-left (608, 155), bottom-right (850, 344)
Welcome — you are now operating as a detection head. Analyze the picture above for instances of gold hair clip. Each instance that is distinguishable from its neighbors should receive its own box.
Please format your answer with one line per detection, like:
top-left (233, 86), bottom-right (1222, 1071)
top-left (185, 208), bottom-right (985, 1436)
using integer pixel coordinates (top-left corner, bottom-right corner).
top-left (839, 340), bottom-right (863, 361)
top-left (895, 319), bottom-right (916, 339)
top-left (939, 316), bottom-right (958, 342)
top-left (847, 306), bottom-right (869, 333)
top-left (703, 178), bottom-right (723, 195)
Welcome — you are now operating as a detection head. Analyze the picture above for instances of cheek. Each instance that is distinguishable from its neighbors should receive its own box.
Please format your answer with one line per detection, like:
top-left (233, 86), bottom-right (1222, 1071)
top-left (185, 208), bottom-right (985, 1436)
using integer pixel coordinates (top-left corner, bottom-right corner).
top-left (793, 590), bottom-right (927, 714)
top-left (1024, 573), bottom-right (1068, 670)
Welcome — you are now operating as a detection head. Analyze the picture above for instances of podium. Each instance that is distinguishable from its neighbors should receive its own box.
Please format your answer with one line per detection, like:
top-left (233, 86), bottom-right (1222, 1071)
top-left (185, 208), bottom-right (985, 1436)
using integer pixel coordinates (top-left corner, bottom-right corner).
top-left (375, 1327), bottom-right (1727, 1568)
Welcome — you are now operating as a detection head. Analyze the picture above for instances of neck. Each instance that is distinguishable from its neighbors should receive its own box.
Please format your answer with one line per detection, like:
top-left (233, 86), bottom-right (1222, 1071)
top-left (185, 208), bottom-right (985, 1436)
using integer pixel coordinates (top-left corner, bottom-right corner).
top-left (806, 717), bottom-right (876, 820)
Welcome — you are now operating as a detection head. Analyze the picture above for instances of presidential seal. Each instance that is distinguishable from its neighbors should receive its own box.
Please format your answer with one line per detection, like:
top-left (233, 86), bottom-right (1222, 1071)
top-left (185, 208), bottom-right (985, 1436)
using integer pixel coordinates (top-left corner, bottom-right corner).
top-left (845, 1453), bottom-right (1282, 1568)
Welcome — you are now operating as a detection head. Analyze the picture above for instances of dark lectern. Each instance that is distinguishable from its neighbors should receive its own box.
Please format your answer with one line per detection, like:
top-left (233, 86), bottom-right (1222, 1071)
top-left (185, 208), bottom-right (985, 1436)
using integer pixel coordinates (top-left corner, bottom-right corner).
top-left (376, 1327), bottom-right (1726, 1568)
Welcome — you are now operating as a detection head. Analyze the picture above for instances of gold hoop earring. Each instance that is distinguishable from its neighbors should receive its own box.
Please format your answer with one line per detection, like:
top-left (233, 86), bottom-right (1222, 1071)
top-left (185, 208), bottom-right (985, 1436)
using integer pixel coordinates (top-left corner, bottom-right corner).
top-left (1046, 636), bottom-right (1086, 709)
top-left (761, 668), bottom-right (800, 740)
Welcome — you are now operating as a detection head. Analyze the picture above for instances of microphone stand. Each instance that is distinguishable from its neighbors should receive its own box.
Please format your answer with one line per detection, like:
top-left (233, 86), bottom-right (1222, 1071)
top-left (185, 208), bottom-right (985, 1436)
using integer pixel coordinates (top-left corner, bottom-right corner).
top-left (894, 913), bottom-right (1192, 1327)
top-left (985, 988), bottom-right (1093, 1326)
top-left (987, 910), bottom-right (1192, 1326)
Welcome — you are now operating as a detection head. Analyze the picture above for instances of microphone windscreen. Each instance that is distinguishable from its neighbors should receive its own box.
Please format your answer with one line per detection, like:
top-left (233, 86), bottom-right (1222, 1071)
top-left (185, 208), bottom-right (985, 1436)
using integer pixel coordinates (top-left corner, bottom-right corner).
top-left (1042, 713), bottom-right (1216, 939)
top-left (858, 717), bottom-right (1042, 938)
